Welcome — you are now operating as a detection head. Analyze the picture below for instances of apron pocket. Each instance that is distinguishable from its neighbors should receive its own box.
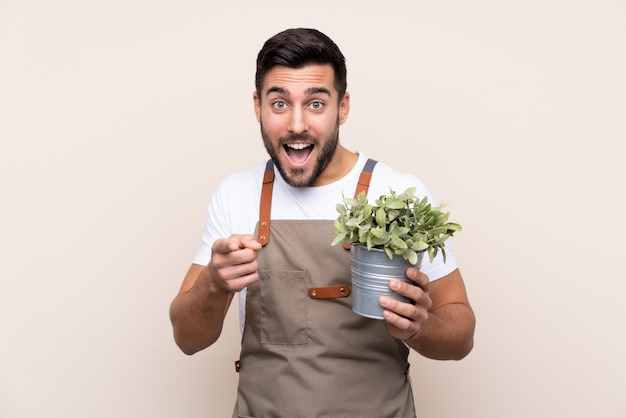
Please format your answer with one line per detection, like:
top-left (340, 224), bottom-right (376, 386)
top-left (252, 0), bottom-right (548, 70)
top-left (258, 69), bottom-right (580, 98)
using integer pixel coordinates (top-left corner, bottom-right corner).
top-left (259, 269), bottom-right (308, 345)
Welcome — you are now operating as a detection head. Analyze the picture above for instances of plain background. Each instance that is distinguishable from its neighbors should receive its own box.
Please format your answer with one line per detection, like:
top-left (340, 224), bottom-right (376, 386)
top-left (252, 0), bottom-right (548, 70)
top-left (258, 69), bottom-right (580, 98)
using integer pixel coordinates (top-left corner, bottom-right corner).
top-left (1, 1), bottom-right (625, 417)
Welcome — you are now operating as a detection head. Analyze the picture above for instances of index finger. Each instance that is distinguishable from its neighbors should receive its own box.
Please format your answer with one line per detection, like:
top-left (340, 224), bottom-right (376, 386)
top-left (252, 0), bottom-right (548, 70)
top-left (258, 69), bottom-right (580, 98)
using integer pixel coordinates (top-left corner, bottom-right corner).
top-left (212, 235), bottom-right (261, 254)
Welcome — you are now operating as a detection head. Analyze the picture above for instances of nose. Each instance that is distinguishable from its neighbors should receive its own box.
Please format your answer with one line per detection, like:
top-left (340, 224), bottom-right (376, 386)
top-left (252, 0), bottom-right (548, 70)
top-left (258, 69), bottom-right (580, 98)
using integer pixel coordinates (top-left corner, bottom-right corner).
top-left (287, 107), bottom-right (308, 134)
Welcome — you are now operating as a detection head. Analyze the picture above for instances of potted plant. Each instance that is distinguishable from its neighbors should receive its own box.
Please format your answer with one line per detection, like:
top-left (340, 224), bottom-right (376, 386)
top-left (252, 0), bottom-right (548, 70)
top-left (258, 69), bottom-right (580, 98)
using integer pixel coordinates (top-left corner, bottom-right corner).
top-left (331, 187), bottom-right (462, 319)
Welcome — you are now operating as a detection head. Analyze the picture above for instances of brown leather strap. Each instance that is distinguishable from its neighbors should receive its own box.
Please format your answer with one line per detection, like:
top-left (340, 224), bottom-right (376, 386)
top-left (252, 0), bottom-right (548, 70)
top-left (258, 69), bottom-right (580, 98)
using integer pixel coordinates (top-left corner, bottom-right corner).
top-left (354, 171), bottom-right (372, 197)
top-left (355, 158), bottom-right (377, 196)
top-left (344, 158), bottom-right (378, 249)
top-left (258, 161), bottom-right (274, 246)
top-left (308, 284), bottom-right (351, 299)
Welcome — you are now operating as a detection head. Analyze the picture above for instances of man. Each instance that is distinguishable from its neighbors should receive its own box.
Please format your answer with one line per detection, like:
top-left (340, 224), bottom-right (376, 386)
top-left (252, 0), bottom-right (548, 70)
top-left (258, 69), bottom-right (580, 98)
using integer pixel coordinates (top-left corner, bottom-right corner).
top-left (170, 28), bottom-right (475, 417)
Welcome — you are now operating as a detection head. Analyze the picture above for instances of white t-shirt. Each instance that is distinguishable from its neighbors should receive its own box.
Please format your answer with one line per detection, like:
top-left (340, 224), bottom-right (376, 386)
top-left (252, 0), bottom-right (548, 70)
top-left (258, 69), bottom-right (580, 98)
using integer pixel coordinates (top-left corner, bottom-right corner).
top-left (193, 153), bottom-right (458, 331)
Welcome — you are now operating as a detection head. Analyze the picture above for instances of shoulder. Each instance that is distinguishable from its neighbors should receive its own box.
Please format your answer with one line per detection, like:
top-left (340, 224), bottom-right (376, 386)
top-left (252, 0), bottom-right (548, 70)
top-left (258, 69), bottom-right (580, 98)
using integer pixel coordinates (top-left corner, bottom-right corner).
top-left (369, 160), bottom-right (439, 204)
top-left (206, 161), bottom-right (268, 227)
top-left (212, 161), bottom-right (267, 203)
top-left (219, 161), bottom-right (268, 190)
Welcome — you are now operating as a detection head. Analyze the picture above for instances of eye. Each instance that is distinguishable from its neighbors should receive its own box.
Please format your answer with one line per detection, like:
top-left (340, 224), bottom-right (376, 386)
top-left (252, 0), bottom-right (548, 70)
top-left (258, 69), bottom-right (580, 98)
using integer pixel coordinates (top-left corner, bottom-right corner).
top-left (272, 100), bottom-right (287, 110)
top-left (309, 101), bottom-right (324, 110)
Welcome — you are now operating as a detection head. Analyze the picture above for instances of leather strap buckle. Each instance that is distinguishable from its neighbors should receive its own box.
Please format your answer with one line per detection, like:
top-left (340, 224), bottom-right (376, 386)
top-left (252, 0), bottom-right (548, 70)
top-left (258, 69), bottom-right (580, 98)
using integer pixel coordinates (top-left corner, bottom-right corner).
top-left (308, 285), bottom-right (351, 299)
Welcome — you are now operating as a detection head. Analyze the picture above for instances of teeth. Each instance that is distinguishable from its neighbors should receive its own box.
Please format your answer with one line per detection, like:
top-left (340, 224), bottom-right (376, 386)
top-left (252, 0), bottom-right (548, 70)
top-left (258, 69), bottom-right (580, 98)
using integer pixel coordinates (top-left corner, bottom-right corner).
top-left (286, 143), bottom-right (312, 150)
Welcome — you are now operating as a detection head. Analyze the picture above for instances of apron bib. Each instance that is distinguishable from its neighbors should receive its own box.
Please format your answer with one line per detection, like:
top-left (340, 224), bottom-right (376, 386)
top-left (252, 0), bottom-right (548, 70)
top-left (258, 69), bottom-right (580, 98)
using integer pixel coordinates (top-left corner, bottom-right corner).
top-left (233, 160), bottom-right (416, 418)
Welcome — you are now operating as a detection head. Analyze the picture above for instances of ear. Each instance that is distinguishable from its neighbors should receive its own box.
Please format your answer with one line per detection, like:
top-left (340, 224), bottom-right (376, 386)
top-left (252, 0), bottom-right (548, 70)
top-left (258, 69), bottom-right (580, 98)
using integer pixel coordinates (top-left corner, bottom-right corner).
top-left (338, 91), bottom-right (350, 125)
top-left (253, 91), bottom-right (261, 122)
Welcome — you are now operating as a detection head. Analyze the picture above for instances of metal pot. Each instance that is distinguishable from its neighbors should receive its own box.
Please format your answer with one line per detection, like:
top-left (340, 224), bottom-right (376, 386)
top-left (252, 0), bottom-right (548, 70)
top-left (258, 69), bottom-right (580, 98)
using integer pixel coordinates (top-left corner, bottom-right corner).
top-left (350, 245), bottom-right (424, 320)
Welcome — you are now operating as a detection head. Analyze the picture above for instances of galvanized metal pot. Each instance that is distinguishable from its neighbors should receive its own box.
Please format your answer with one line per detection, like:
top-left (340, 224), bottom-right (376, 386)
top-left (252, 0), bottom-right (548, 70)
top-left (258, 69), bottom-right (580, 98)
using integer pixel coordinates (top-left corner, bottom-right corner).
top-left (350, 245), bottom-right (424, 320)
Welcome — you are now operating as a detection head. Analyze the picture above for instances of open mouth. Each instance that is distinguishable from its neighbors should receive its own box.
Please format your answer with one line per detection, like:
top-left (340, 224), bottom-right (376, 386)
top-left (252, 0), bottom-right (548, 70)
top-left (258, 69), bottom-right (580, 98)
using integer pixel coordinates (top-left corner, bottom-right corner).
top-left (284, 143), bottom-right (314, 166)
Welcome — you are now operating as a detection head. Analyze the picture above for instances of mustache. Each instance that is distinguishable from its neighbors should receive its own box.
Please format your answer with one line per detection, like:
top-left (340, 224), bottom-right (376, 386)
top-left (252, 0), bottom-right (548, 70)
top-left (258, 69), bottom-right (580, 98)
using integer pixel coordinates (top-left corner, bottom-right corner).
top-left (278, 133), bottom-right (317, 145)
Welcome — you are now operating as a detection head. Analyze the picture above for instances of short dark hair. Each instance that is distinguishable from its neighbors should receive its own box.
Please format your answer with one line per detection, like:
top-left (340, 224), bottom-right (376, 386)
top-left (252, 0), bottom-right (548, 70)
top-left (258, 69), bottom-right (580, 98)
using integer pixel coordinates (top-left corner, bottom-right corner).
top-left (255, 28), bottom-right (347, 100)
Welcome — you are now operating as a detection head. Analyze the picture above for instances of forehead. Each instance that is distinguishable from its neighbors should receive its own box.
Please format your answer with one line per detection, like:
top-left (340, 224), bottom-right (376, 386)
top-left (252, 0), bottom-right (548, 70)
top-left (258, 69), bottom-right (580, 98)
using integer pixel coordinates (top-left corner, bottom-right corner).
top-left (261, 64), bottom-right (336, 96)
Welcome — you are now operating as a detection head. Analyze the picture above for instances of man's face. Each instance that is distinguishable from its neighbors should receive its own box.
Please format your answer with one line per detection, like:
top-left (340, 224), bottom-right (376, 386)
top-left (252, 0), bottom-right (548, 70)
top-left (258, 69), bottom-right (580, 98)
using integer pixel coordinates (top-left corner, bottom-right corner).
top-left (254, 64), bottom-right (350, 187)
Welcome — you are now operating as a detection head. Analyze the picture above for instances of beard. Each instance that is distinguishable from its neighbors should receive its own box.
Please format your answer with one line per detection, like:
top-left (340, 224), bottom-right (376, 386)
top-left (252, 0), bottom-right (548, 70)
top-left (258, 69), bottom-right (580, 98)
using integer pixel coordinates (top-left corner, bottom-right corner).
top-left (261, 118), bottom-right (340, 187)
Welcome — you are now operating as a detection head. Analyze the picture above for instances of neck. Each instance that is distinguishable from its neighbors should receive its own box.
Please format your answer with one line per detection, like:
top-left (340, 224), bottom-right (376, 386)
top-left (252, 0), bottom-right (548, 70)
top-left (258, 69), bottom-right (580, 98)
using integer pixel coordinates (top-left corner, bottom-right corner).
top-left (311, 145), bottom-right (358, 187)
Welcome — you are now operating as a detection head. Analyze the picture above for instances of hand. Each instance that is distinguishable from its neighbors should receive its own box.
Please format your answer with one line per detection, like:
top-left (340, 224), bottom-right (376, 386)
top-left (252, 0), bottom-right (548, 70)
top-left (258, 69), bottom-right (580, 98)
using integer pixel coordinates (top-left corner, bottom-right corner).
top-left (206, 234), bottom-right (262, 293)
top-left (379, 267), bottom-right (432, 341)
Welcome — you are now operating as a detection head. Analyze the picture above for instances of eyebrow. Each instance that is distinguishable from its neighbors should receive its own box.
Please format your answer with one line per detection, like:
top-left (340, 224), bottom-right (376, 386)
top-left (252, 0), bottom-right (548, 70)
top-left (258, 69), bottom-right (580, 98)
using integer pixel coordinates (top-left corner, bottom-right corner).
top-left (265, 86), bottom-right (332, 97)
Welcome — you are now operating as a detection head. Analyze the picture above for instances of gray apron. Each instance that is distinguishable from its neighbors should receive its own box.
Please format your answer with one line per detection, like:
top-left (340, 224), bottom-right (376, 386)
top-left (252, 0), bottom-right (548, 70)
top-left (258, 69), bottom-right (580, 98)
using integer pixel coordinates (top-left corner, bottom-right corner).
top-left (233, 160), bottom-right (416, 418)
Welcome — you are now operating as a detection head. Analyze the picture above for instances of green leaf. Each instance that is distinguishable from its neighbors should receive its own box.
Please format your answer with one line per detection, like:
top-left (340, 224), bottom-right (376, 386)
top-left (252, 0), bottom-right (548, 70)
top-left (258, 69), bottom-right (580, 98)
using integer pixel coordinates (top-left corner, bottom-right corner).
top-left (375, 207), bottom-right (387, 227)
top-left (386, 200), bottom-right (408, 210)
top-left (371, 235), bottom-right (390, 246)
top-left (436, 212), bottom-right (450, 224)
top-left (370, 227), bottom-right (388, 239)
top-left (331, 233), bottom-right (346, 246)
top-left (362, 204), bottom-right (373, 218)
top-left (390, 235), bottom-right (407, 249)
top-left (390, 224), bottom-right (410, 237)
top-left (429, 226), bottom-right (447, 236)
top-left (387, 209), bottom-right (400, 222)
top-left (411, 241), bottom-right (429, 252)
top-left (406, 249), bottom-right (418, 265)
top-left (346, 217), bottom-right (364, 227)
top-left (398, 187), bottom-right (417, 199)
top-left (446, 222), bottom-right (462, 232)
top-left (428, 246), bottom-right (439, 262)
top-left (334, 222), bottom-right (347, 234)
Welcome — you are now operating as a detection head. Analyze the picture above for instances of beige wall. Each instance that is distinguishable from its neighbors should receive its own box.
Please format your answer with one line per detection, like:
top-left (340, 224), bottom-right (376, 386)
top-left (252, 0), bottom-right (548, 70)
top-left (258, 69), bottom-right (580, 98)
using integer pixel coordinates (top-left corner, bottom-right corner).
top-left (1, 1), bottom-right (625, 417)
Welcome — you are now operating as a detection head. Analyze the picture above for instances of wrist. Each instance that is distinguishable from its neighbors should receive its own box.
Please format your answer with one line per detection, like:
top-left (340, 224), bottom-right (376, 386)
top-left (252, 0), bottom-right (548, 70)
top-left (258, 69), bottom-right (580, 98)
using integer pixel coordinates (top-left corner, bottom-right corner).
top-left (197, 265), bottom-right (232, 297)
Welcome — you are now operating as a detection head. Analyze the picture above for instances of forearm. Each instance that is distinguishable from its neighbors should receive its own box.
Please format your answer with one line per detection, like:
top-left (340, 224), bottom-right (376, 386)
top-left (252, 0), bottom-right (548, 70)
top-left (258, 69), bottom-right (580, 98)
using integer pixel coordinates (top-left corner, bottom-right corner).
top-left (169, 269), bottom-right (233, 355)
top-left (407, 302), bottom-right (475, 360)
